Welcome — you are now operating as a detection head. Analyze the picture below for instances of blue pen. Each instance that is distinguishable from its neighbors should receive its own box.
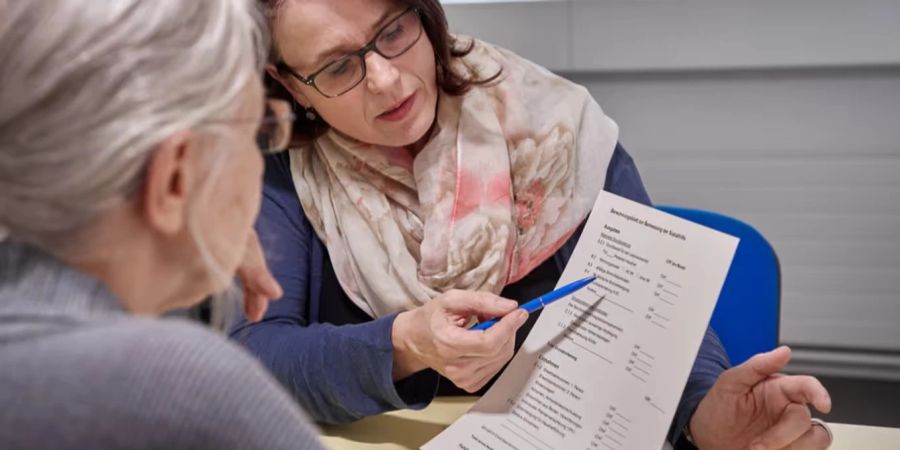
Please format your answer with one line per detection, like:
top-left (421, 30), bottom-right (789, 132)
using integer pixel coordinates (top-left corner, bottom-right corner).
top-left (469, 275), bottom-right (597, 331)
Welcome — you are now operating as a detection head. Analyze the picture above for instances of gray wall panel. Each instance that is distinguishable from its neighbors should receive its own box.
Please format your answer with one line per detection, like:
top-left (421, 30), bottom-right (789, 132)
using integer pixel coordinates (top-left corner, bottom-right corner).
top-left (444, 2), bottom-right (570, 71)
top-left (569, 69), bottom-right (900, 351)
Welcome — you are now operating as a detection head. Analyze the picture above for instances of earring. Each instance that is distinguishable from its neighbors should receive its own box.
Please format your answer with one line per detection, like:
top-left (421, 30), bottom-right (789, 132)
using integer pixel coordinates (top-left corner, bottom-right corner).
top-left (305, 108), bottom-right (317, 121)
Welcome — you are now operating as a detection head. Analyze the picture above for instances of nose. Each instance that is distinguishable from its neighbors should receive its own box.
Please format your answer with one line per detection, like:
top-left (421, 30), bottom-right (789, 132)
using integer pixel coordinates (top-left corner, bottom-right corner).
top-left (364, 52), bottom-right (400, 94)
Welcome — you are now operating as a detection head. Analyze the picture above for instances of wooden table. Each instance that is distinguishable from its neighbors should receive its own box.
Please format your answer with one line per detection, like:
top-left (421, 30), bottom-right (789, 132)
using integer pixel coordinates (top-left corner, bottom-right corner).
top-left (320, 397), bottom-right (900, 450)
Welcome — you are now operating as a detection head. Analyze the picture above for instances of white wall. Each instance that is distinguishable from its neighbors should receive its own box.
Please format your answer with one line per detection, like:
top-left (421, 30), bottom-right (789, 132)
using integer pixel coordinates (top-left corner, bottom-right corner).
top-left (444, 0), bottom-right (900, 378)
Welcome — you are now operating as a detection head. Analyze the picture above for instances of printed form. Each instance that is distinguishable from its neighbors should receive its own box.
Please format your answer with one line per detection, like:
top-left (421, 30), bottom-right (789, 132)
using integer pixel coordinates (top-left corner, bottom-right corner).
top-left (424, 192), bottom-right (739, 450)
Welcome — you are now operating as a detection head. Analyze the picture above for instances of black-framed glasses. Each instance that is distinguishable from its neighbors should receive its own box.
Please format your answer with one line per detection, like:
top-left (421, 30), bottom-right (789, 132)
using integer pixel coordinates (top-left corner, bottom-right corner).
top-left (200, 98), bottom-right (294, 153)
top-left (277, 7), bottom-right (423, 98)
top-left (256, 98), bottom-right (294, 154)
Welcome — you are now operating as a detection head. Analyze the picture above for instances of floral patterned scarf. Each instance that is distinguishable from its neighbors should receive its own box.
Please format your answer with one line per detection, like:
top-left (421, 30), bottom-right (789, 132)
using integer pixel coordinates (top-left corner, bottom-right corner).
top-left (289, 39), bottom-right (618, 318)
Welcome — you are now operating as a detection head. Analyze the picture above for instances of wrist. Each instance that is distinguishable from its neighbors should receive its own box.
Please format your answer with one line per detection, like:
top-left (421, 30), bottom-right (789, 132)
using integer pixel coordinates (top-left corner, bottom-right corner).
top-left (391, 310), bottom-right (428, 380)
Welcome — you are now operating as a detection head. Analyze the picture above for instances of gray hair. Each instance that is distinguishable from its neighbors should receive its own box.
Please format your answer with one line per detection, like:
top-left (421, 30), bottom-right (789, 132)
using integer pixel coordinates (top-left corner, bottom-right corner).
top-left (0, 0), bottom-right (268, 250)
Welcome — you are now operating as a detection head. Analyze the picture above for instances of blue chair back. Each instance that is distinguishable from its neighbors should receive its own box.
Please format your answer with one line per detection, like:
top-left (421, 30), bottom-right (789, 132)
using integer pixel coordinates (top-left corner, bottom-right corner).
top-left (657, 206), bottom-right (780, 365)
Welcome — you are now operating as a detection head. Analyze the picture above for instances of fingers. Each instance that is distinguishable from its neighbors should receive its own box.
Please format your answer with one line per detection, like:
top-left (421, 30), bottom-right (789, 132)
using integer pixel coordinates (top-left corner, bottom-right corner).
top-left (239, 231), bottom-right (283, 299)
top-left (417, 290), bottom-right (529, 392)
top-left (750, 403), bottom-right (811, 450)
top-left (444, 290), bottom-right (519, 317)
top-left (243, 289), bottom-right (268, 323)
top-left (781, 422), bottom-right (833, 450)
top-left (237, 230), bottom-right (283, 322)
top-left (435, 291), bottom-right (525, 355)
top-left (776, 375), bottom-right (833, 414)
top-left (453, 332), bottom-right (517, 392)
top-left (440, 308), bottom-right (527, 356)
top-left (238, 270), bottom-right (282, 322)
top-left (720, 346), bottom-right (792, 392)
top-left (243, 270), bottom-right (282, 300)
top-left (463, 363), bottom-right (502, 393)
top-left (484, 308), bottom-right (529, 340)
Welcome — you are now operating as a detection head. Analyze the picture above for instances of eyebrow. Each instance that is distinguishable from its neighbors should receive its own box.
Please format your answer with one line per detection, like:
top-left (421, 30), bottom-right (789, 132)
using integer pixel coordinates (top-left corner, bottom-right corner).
top-left (309, 7), bottom-right (402, 69)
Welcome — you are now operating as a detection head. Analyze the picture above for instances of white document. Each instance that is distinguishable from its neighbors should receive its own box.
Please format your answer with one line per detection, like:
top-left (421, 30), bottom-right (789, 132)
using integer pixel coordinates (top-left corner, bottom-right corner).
top-left (424, 191), bottom-right (739, 450)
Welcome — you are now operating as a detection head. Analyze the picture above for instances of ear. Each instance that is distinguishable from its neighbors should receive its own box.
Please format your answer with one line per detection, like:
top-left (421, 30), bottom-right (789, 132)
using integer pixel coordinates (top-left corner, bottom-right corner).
top-left (140, 130), bottom-right (196, 236)
top-left (266, 63), bottom-right (312, 109)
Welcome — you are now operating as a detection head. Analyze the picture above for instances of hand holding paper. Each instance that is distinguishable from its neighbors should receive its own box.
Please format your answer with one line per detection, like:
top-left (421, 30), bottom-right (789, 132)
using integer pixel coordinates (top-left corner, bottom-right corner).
top-left (688, 346), bottom-right (833, 450)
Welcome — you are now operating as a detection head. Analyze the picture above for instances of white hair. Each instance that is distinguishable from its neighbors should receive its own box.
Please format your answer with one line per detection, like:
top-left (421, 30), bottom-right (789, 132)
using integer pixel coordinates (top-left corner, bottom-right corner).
top-left (0, 0), bottom-right (268, 250)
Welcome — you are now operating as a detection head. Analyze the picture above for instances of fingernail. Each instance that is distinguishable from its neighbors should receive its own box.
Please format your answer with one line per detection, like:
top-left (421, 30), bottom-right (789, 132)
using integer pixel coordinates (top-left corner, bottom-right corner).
top-left (501, 299), bottom-right (517, 308)
top-left (517, 310), bottom-right (529, 322)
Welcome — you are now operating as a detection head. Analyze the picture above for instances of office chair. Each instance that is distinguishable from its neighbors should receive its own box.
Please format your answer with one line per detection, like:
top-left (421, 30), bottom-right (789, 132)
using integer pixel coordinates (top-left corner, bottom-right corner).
top-left (657, 206), bottom-right (781, 365)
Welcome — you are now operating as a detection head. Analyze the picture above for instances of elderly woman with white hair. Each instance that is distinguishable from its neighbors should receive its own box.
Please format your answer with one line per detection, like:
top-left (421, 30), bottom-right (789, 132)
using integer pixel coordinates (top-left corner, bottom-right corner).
top-left (0, 0), bottom-right (323, 448)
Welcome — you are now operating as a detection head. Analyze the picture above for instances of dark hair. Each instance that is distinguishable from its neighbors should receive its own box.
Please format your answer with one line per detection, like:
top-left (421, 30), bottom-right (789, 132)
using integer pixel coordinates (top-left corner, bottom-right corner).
top-left (258, 0), bottom-right (500, 144)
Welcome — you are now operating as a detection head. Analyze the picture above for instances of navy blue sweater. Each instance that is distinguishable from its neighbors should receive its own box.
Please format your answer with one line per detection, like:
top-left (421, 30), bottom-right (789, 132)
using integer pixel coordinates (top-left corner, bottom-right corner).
top-left (231, 144), bottom-right (729, 447)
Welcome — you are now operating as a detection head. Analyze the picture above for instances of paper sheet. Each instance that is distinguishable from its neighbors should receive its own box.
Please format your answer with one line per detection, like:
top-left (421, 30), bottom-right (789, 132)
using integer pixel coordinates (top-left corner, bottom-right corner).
top-left (424, 192), bottom-right (739, 450)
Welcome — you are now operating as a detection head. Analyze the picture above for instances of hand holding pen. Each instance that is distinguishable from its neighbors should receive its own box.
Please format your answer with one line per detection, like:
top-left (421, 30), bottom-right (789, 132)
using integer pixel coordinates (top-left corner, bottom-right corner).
top-left (470, 275), bottom-right (597, 331)
top-left (391, 290), bottom-right (529, 392)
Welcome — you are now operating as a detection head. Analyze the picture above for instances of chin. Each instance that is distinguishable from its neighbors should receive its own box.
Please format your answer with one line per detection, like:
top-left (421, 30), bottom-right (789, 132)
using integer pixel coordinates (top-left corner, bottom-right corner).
top-left (402, 107), bottom-right (436, 147)
top-left (403, 124), bottom-right (431, 147)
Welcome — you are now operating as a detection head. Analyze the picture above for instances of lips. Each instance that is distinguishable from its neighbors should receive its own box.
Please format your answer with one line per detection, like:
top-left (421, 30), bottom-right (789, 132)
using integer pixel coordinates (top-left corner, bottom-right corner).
top-left (377, 92), bottom-right (416, 122)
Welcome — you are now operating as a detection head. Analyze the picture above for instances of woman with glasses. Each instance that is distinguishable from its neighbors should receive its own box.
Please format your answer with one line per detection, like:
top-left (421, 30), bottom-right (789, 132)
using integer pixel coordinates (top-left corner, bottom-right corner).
top-left (0, 1), bottom-right (322, 448)
top-left (239, 1), bottom-right (832, 449)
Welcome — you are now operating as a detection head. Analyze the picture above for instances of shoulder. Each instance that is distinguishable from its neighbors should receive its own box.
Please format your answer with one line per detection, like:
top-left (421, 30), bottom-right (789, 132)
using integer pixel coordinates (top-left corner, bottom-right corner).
top-left (258, 151), bottom-right (315, 245)
top-left (85, 318), bottom-right (284, 390)
top-left (604, 143), bottom-right (653, 206)
top-left (263, 151), bottom-right (294, 192)
top-left (261, 151), bottom-right (302, 215)
top-left (131, 321), bottom-right (322, 448)
top-left (37, 318), bottom-right (285, 396)
top-left (2, 318), bottom-right (321, 448)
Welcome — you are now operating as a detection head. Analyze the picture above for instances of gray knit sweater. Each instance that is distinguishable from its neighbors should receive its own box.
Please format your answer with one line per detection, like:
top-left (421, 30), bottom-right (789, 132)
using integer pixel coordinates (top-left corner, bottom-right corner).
top-left (0, 242), bottom-right (324, 449)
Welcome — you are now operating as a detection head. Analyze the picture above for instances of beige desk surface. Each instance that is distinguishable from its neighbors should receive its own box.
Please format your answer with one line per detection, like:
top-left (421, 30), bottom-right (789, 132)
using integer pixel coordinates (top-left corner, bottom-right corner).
top-left (320, 397), bottom-right (900, 450)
